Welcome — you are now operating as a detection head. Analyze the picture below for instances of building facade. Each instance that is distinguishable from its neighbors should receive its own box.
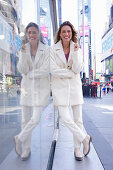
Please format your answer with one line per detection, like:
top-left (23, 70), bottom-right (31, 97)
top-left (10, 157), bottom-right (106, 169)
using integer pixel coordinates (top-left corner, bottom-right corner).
top-left (0, 0), bottom-right (22, 88)
top-left (101, 2), bottom-right (113, 85)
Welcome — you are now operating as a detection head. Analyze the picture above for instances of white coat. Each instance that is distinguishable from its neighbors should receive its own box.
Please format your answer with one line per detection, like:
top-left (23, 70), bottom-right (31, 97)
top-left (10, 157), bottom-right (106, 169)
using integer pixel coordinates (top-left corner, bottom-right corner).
top-left (50, 40), bottom-right (83, 106)
top-left (17, 42), bottom-right (50, 106)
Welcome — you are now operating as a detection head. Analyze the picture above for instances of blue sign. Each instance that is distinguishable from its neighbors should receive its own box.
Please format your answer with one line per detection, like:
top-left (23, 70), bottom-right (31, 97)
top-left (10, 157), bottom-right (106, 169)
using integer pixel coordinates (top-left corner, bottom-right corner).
top-left (80, 5), bottom-right (89, 14)
top-left (102, 32), bottom-right (113, 53)
top-left (0, 19), bottom-right (21, 52)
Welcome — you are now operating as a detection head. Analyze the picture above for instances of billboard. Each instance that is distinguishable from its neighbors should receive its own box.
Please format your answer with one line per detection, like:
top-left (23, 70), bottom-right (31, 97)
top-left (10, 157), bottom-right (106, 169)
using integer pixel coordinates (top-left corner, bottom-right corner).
top-left (102, 27), bottom-right (113, 61)
top-left (80, 25), bottom-right (89, 36)
top-left (40, 25), bottom-right (48, 38)
top-left (0, 15), bottom-right (21, 53)
top-left (0, 15), bottom-right (21, 75)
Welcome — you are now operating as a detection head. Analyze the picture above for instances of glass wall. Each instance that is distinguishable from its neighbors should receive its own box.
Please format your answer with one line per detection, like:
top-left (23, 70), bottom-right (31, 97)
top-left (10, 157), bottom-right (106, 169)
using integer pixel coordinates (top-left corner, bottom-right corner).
top-left (0, 0), bottom-right (61, 168)
top-left (0, 0), bottom-right (58, 168)
top-left (0, 5), bottom-right (21, 162)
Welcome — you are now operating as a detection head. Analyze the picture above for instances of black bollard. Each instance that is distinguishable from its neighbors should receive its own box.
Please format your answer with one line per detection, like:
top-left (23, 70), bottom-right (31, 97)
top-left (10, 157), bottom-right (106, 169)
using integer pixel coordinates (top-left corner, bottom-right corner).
top-left (100, 85), bottom-right (102, 98)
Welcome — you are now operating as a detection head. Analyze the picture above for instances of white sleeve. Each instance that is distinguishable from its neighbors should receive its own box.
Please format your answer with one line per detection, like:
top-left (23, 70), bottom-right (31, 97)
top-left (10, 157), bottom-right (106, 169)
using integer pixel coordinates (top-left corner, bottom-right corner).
top-left (17, 51), bottom-right (30, 75)
top-left (71, 50), bottom-right (83, 73)
top-left (50, 47), bottom-right (74, 78)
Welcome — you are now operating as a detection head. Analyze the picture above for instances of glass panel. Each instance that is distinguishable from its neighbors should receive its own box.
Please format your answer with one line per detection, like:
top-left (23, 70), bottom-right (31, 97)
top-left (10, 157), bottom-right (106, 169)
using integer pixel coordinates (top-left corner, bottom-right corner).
top-left (0, 8), bottom-right (21, 163)
top-left (0, 1), bottom-right (53, 169)
top-left (39, 1), bottom-right (54, 169)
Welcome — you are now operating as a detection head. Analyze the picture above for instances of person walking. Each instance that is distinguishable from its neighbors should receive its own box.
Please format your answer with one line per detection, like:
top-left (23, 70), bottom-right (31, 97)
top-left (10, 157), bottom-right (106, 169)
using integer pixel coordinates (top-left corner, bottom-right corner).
top-left (50, 21), bottom-right (92, 161)
top-left (103, 85), bottom-right (106, 95)
top-left (14, 22), bottom-right (50, 160)
top-left (106, 82), bottom-right (110, 93)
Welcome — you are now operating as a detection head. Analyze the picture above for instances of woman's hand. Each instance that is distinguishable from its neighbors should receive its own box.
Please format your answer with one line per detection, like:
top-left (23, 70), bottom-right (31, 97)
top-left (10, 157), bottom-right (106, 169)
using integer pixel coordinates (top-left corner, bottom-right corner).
top-left (74, 43), bottom-right (79, 51)
top-left (21, 44), bottom-right (26, 53)
top-left (111, 47), bottom-right (113, 53)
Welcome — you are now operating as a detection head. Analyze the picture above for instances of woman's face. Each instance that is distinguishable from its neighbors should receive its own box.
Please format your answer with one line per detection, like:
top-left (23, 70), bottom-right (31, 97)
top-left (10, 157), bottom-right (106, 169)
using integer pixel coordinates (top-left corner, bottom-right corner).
top-left (60, 25), bottom-right (72, 43)
top-left (27, 26), bottom-right (39, 45)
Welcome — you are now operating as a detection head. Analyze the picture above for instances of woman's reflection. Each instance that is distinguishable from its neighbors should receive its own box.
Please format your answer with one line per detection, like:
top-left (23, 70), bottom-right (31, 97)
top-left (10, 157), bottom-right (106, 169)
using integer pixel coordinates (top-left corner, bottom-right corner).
top-left (14, 22), bottom-right (50, 161)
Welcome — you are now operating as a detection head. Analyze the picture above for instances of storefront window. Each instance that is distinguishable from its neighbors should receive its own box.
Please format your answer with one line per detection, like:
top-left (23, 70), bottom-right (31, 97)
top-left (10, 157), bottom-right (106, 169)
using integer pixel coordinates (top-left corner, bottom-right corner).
top-left (105, 57), bottom-right (113, 74)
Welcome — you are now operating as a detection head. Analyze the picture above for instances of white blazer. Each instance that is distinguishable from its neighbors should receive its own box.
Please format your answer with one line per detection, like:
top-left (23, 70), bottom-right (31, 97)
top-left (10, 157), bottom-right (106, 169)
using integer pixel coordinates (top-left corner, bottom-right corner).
top-left (50, 40), bottom-right (83, 106)
top-left (17, 42), bottom-right (50, 106)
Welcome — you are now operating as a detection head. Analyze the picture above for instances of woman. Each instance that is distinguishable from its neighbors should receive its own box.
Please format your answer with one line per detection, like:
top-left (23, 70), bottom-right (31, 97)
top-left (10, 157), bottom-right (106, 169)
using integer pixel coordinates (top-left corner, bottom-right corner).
top-left (50, 21), bottom-right (92, 161)
top-left (14, 22), bottom-right (50, 160)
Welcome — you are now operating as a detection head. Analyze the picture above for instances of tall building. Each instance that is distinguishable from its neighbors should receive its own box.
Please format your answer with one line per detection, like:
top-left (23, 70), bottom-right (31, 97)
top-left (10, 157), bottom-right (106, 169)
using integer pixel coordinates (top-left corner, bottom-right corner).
top-left (101, 2), bottom-right (113, 84)
top-left (34, 0), bottom-right (62, 45)
top-left (0, 0), bottom-right (22, 86)
top-left (58, 0), bottom-right (62, 26)
top-left (34, 0), bottom-right (51, 45)
top-left (78, 0), bottom-right (92, 81)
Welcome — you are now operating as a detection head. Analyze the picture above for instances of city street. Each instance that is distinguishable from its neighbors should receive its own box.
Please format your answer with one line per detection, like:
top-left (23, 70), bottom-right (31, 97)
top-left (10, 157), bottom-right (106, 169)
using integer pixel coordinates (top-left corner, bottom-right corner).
top-left (83, 91), bottom-right (113, 170)
top-left (0, 91), bottom-right (113, 169)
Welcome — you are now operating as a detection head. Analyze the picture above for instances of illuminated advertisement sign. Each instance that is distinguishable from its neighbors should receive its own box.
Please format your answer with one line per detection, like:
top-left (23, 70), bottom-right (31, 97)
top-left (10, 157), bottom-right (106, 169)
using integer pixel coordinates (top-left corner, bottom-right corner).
top-left (105, 57), bottom-right (113, 74)
top-left (102, 27), bottom-right (113, 60)
top-left (0, 15), bottom-right (21, 53)
top-left (80, 25), bottom-right (89, 36)
top-left (40, 25), bottom-right (48, 38)
top-left (0, 15), bottom-right (22, 75)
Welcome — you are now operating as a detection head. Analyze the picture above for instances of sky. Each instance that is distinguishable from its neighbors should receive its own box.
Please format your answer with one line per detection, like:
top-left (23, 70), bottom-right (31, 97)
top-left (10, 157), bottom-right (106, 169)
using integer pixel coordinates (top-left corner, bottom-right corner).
top-left (22, 0), bottom-right (36, 27)
top-left (91, 0), bottom-right (108, 72)
top-left (62, 0), bottom-right (78, 30)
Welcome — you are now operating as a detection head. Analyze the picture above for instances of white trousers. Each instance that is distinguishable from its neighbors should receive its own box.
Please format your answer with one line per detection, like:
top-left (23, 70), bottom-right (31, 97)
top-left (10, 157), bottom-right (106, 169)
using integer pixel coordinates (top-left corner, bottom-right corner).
top-left (18, 106), bottom-right (42, 150)
top-left (58, 105), bottom-right (86, 149)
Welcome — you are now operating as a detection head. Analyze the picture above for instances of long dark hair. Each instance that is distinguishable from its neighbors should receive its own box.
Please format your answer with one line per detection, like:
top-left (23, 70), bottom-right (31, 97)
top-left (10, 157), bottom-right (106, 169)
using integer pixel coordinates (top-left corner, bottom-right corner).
top-left (24, 22), bottom-right (44, 44)
top-left (55, 21), bottom-right (78, 44)
top-left (25, 22), bottom-right (39, 33)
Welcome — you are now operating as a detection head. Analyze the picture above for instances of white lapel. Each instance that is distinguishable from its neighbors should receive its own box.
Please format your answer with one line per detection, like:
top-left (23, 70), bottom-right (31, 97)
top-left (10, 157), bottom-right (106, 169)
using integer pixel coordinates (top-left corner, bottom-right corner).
top-left (25, 42), bottom-right (45, 68)
top-left (34, 42), bottom-right (43, 64)
top-left (25, 43), bottom-right (33, 68)
top-left (34, 42), bottom-right (45, 65)
top-left (55, 40), bottom-right (67, 65)
top-left (68, 40), bottom-right (74, 62)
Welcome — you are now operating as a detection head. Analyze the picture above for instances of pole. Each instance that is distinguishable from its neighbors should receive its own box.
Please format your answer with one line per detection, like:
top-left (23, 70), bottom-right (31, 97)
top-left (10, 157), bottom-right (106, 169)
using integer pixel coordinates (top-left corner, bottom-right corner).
top-left (100, 84), bottom-right (102, 98)
top-left (82, 0), bottom-right (85, 79)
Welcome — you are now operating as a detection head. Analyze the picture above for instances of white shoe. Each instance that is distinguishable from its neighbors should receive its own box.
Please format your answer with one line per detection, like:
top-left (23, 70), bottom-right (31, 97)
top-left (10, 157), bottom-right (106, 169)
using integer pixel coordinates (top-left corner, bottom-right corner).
top-left (74, 148), bottom-right (83, 161)
top-left (83, 135), bottom-right (92, 156)
top-left (14, 135), bottom-right (22, 156)
top-left (21, 149), bottom-right (31, 161)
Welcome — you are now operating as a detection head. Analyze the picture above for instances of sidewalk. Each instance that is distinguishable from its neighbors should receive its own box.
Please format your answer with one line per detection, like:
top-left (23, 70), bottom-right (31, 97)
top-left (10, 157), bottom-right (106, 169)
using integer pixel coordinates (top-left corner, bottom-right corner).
top-left (83, 91), bottom-right (113, 170)
top-left (0, 101), bottom-right (105, 170)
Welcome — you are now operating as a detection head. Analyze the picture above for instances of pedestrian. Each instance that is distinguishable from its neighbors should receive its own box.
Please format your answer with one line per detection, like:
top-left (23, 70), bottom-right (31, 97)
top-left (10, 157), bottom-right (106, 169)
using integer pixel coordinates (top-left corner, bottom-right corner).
top-left (14, 22), bottom-right (50, 160)
top-left (106, 82), bottom-right (110, 93)
top-left (102, 85), bottom-right (106, 95)
top-left (50, 21), bottom-right (92, 161)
